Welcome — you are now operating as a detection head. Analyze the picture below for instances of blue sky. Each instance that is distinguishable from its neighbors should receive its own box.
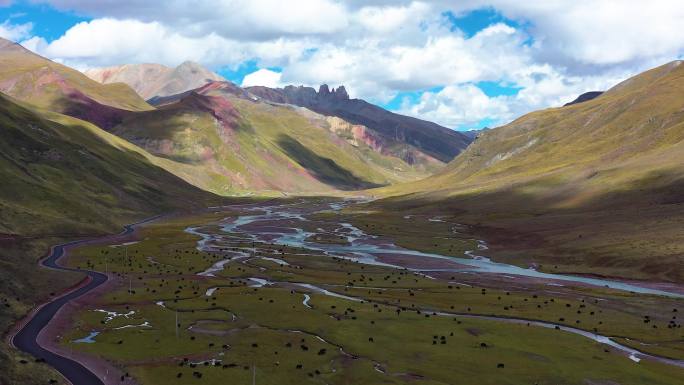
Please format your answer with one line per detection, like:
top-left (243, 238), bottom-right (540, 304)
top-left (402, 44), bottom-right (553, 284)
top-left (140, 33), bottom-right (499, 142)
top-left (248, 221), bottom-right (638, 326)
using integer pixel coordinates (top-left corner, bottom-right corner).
top-left (216, 60), bottom-right (262, 84)
top-left (217, 6), bottom-right (525, 128)
top-left (0, 2), bottom-right (86, 40)
top-left (444, 8), bottom-right (519, 38)
top-left (2, 1), bottom-right (683, 131)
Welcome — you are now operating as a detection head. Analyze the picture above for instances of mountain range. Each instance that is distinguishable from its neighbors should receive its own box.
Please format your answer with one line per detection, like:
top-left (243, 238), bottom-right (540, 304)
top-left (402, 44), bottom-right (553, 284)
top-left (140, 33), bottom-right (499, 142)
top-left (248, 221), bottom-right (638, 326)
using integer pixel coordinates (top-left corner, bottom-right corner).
top-left (84, 61), bottom-right (472, 167)
top-left (0, 37), bottom-right (474, 200)
top-left (109, 80), bottom-right (440, 194)
top-left (78, 63), bottom-right (471, 193)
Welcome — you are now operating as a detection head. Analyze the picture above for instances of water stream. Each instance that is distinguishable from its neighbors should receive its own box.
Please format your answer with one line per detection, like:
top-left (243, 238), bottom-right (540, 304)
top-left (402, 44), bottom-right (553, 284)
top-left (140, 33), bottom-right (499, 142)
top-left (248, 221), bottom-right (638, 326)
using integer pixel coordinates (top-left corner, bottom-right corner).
top-left (188, 201), bottom-right (684, 299)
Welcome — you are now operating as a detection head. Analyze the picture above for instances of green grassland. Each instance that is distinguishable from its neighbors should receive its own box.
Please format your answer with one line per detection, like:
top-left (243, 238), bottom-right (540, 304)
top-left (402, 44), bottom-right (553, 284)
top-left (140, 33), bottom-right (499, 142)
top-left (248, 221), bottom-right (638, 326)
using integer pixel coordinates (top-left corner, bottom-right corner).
top-left (57, 206), bottom-right (684, 385)
top-left (336, 210), bottom-right (684, 359)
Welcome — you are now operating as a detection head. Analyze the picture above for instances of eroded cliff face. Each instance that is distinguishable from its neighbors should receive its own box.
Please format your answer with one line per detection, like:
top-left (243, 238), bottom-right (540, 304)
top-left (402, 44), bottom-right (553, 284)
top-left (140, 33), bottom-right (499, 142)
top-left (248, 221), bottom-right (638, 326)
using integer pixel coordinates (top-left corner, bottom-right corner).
top-left (325, 116), bottom-right (384, 151)
top-left (322, 116), bottom-right (442, 168)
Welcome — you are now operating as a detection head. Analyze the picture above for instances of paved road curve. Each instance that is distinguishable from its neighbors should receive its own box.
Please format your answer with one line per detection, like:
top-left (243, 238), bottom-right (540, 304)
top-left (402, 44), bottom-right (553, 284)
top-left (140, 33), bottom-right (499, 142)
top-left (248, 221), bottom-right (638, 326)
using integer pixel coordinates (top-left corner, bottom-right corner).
top-left (12, 218), bottom-right (156, 385)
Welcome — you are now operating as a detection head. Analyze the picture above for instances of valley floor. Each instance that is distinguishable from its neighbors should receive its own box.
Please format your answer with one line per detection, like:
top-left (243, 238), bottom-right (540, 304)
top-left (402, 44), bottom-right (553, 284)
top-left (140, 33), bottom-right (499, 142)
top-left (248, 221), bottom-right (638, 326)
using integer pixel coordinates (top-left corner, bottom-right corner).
top-left (16, 198), bottom-right (684, 385)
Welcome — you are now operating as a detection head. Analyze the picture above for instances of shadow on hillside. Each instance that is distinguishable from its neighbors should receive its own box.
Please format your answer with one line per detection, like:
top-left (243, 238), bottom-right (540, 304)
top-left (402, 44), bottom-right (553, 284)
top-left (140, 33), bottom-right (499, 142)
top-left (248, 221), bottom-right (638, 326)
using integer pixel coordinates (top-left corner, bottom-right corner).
top-left (276, 134), bottom-right (384, 191)
top-left (368, 168), bottom-right (684, 281)
top-left (52, 94), bottom-right (130, 131)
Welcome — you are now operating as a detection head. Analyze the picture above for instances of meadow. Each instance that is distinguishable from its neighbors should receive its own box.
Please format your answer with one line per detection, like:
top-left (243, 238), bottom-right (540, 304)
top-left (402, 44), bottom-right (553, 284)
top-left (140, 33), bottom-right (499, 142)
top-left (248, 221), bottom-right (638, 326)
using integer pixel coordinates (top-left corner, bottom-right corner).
top-left (56, 202), bottom-right (684, 385)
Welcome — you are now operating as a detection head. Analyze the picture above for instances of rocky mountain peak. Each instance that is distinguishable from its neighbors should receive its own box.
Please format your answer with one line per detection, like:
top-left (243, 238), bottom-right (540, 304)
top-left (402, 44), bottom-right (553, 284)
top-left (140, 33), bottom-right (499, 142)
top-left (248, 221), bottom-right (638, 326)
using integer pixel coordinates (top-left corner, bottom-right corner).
top-left (332, 85), bottom-right (349, 100)
top-left (314, 84), bottom-right (348, 100)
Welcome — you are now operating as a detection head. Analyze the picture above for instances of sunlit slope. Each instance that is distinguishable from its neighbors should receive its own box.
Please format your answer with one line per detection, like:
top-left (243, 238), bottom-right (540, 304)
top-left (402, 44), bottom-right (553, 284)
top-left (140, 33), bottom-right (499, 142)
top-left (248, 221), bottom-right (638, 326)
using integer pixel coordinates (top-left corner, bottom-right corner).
top-left (383, 60), bottom-right (684, 199)
top-left (0, 93), bottom-right (217, 236)
top-left (372, 61), bottom-right (684, 282)
top-left (0, 38), bottom-right (151, 113)
top-left (113, 82), bottom-right (432, 194)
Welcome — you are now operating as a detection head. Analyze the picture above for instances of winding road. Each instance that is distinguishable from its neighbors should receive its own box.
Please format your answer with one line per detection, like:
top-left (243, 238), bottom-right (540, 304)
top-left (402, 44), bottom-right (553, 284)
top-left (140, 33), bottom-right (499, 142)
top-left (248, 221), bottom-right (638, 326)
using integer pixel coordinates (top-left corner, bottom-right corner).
top-left (11, 218), bottom-right (157, 385)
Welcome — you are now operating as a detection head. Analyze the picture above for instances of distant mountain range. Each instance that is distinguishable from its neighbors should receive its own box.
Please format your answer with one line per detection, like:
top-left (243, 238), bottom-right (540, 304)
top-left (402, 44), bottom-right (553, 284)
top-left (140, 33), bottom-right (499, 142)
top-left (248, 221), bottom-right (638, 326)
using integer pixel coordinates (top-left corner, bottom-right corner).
top-left (80, 60), bottom-right (473, 192)
top-left (85, 61), bottom-right (224, 99)
top-left (85, 61), bottom-right (472, 166)
top-left (85, 62), bottom-right (472, 164)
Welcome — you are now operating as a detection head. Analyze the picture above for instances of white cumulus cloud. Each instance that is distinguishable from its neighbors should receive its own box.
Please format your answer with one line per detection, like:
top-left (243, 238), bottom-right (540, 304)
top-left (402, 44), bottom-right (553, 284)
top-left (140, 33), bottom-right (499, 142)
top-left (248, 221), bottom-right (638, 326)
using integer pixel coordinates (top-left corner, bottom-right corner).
top-left (0, 20), bottom-right (33, 41)
top-left (242, 68), bottom-right (284, 88)
top-left (400, 84), bottom-right (509, 128)
top-left (14, 0), bottom-right (684, 129)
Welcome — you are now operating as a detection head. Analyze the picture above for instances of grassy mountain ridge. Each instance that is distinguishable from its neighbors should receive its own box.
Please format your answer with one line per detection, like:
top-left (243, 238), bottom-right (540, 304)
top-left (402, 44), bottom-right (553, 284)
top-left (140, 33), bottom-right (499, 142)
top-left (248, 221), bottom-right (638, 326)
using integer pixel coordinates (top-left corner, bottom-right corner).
top-left (112, 81), bottom-right (433, 194)
top-left (438, 60), bottom-right (684, 194)
top-left (0, 38), bottom-right (151, 114)
top-left (371, 60), bottom-right (684, 282)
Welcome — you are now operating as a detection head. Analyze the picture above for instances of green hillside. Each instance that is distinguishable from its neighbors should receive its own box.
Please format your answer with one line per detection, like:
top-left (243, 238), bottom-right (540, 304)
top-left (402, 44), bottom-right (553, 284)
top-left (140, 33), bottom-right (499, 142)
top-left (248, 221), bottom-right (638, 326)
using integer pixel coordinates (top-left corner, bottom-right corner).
top-left (0, 94), bottom-right (218, 236)
top-left (0, 38), bottom-right (432, 196)
top-left (113, 82), bottom-right (433, 195)
top-left (372, 60), bottom-right (684, 282)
